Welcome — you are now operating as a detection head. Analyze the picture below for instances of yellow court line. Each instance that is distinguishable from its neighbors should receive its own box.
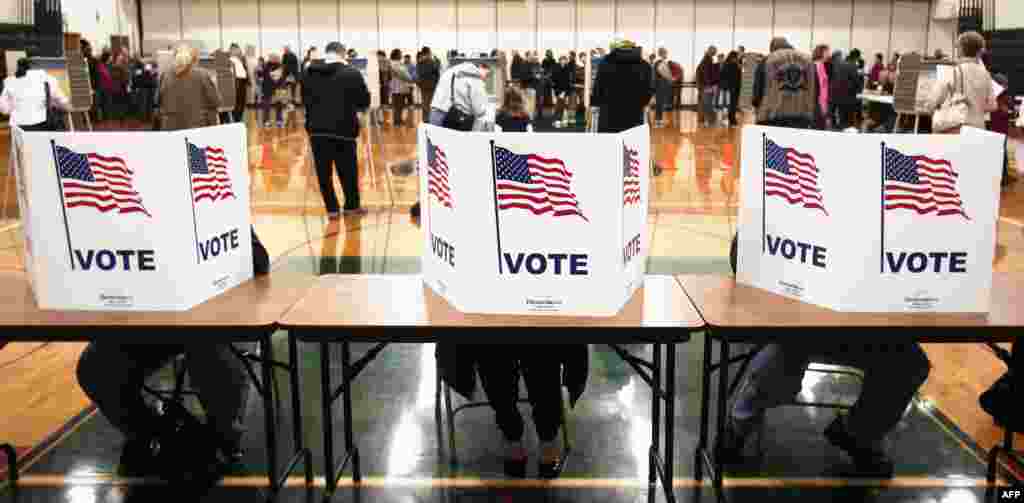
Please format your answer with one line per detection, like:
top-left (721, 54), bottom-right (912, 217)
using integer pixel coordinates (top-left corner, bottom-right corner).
top-left (12, 474), bottom-right (1000, 490)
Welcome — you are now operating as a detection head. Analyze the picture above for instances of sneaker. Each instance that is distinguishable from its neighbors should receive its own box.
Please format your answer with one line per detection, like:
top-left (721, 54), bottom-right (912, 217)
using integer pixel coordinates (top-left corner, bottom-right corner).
top-left (327, 211), bottom-right (340, 220)
top-left (823, 414), bottom-right (895, 478)
top-left (713, 413), bottom-right (764, 465)
top-left (342, 207), bottom-right (368, 216)
top-left (263, 122), bottom-right (274, 128)
top-left (277, 121), bottom-right (286, 129)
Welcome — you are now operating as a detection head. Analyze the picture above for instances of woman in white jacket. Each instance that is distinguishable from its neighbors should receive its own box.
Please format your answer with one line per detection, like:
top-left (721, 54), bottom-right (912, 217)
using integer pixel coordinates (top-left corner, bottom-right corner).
top-left (0, 59), bottom-right (71, 130)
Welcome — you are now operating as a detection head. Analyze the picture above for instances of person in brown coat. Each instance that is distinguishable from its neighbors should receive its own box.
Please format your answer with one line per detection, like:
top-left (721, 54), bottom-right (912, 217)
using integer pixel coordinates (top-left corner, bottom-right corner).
top-left (158, 45), bottom-right (220, 131)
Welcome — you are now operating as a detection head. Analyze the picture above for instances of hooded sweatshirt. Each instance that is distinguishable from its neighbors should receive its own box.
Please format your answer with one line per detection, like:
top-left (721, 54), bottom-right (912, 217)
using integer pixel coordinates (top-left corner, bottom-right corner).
top-left (300, 58), bottom-right (371, 139)
top-left (592, 47), bottom-right (654, 133)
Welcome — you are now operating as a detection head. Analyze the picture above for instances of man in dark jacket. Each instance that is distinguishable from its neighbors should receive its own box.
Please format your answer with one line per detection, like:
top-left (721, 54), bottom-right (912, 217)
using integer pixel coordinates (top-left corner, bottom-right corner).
top-left (302, 42), bottom-right (371, 218)
top-left (830, 50), bottom-right (863, 130)
top-left (592, 40), bottom-right (653, 133)
top-left (416, 46), bottom-right (441, 118)
top-left (282, 45), bottom-right (300, 105)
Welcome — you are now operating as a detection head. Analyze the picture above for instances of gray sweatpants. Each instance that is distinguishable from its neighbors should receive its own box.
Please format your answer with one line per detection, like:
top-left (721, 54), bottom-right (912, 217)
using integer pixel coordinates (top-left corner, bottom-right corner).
top-left (732, 342), bottom-right (931, 445)
top-left (77, 342), bottom-right (251, 446)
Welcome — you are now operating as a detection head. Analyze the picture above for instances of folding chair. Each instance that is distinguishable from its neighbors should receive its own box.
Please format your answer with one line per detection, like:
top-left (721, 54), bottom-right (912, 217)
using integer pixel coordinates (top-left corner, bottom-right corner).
top-left (435, 359), bottom-right (571, 469)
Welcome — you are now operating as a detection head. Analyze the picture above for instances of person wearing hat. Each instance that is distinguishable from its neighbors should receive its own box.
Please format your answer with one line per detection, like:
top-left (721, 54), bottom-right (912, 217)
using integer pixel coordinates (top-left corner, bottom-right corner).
top-left (592, 38), bottom-right (654, 133)
top-left (302, 42), bottom-right (371, 218)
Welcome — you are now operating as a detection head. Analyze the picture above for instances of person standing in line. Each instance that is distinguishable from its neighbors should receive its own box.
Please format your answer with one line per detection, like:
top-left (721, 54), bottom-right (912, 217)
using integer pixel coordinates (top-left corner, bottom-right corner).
top-left (259, 53), bottom-right (287, 128)
top-left (0, 58), bottom-right (71, 130)
top-left (592, 38), bottom-right (653, 133)
top-left (229, 43), bottom-right (249, 123)
top-left (303, 46), bottom-right (319, 72)
top-left (695, 46), bottom-right (720, 127)
top-left (812, 44), bottom-right (832, 130)
top-left (868, 53), bottom-right (885, 89)
top-left (751, 37), bottom-right (818, 128)
top-left (653, 47), bottom-right (674, 128)
top-left (282, 45), bottom-right (300, 105)
top-left (388, 49), bottom-right (415, 127)
top-left (719, 51), bottom-right (742, 127)
top-left (417, 46), bottom-right (441, 120)
top-left (302, 42), bottom-right (371, 218)
top-left (830, 50), bottom-right (862, 130)
top-left (926, 31), bottom-right (994, 133)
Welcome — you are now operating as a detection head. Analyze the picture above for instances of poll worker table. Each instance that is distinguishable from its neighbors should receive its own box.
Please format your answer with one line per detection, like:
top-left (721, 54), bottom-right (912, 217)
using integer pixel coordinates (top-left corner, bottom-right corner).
top-left (279, 274), bottom-right (702, 502)
top-left (0, 270), bottom-right (314, 492)
top-left (677, 274), bottom-right (1021, 492)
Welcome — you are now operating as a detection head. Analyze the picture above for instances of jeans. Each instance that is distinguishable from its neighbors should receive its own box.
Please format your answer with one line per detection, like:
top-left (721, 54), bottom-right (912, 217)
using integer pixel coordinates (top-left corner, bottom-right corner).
top-left (700, 87), bottom-right (718, 126)
top-left (655, 81), bottom-right (673, 122)
top-left (77, 342), bottom-right (251, 446)
top-left (261, 98), bottom-right (283, 125)
top-left (309, 135), bottom-right (360, 212)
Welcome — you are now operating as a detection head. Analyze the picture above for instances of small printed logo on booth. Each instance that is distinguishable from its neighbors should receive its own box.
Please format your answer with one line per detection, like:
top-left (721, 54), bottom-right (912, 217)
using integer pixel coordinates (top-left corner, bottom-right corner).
top-left (525, 296), bottom-right (563, 313)
top-left (904, 290), bottom-right (939, 311)
top-left (99, 293), bottom-right (133, 307)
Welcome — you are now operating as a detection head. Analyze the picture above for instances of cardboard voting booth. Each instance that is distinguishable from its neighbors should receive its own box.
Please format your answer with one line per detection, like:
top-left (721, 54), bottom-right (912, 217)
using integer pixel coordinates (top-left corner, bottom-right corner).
top-left (419, 124), bottom-right (650, 316)
top-left (12, 124), bottom-right (253, 311)
top-left (736, 125), bottom-right (1004, 313)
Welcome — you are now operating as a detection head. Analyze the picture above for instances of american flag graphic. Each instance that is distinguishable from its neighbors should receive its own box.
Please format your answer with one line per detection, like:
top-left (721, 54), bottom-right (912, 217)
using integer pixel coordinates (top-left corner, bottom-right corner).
top-left (188, 141), bottom-right (236, 203)
top-left (623, 145), bottom-right (641, 207)
top-left (884, 146), bottom-right (968, 219)
top-left (55, 145), bottom-right (151, 217)
top-left (426, 137), bottom-right (452, 208)
top-left (493, 146), bottom-right (587, 221)
top-left (765, 139), bottom-right (827, 215)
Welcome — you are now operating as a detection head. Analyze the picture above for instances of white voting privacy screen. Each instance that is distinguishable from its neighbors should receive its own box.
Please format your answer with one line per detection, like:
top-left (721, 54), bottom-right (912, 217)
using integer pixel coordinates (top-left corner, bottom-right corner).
top-left (419, 124), bottom-right (650, 316)
top-left (736, 125), bottom-right (1002, 313)
top-left (13, 124), bottom-right (253, 311)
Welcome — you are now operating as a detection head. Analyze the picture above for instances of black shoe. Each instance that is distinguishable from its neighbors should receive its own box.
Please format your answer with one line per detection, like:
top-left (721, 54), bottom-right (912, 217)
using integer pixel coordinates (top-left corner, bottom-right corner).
top-left (503, 458), bottom-right (527, 478)
top-left (713, 414), bottom-right (761, 465)
top-left (537, 458), bottom-right (564, 479)
top-left (823, 415), bottom-right (895, 478)
top-left (980, 371), bottom-right (1021, 431)
top-left (410, 202), bottom-right (421, 218)
top-left (117, 437), bottom-right (161, 476)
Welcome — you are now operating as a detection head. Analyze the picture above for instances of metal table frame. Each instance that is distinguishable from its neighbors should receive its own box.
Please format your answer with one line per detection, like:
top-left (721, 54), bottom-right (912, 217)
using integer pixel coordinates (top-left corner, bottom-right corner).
top-left (288, 329), bottom-right (691, 503)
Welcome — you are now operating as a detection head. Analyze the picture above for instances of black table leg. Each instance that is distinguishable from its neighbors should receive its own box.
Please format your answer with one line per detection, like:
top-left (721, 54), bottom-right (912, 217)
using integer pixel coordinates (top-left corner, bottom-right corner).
top-left (260, 334), bottom-right (280, 491)
top-left (664, 342), bottom-right (676, 503)
top-left (696, 331), bottom-right (713, 482)
top-left (342, 341), bottom-right (361, 483)
top-left (2, 443), bottom-right (16, 485)
top-left (649, 343), bottom-right (662, 489)
top-left (288, 334), bottom-right (313, 486)
top-left (320, 342), bottom-right (337, 494)
top-left (715, 337), bottom-right (731, 490)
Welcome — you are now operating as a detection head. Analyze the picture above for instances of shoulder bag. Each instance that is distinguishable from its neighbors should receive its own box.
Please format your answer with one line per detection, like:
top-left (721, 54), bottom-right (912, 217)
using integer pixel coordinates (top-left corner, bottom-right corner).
top-left (441, 71), bottom-right (475, 131)
top-left (44, 81), bottom-right (67, 131)
top-left (933, 64), bottom-right (968, 133)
